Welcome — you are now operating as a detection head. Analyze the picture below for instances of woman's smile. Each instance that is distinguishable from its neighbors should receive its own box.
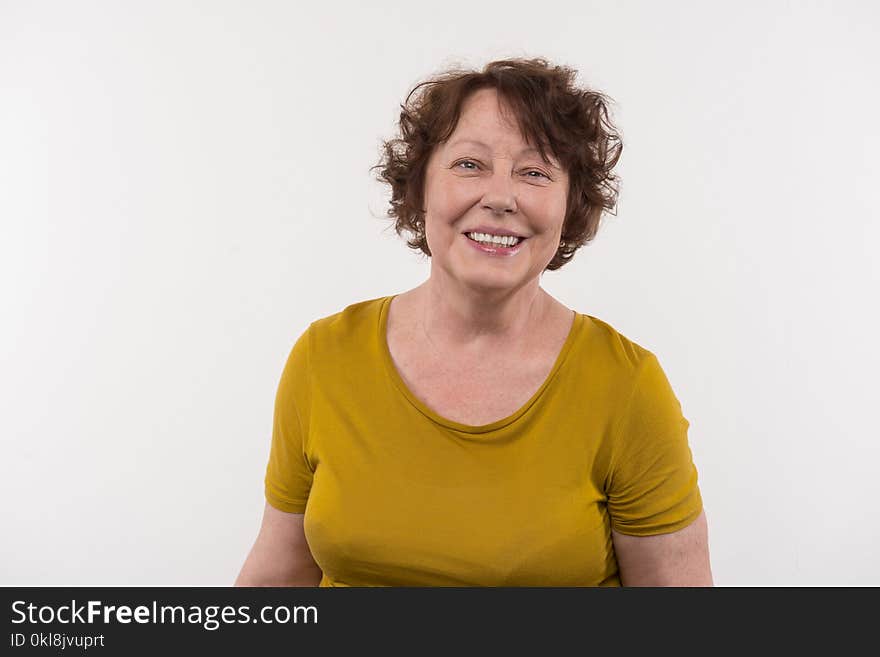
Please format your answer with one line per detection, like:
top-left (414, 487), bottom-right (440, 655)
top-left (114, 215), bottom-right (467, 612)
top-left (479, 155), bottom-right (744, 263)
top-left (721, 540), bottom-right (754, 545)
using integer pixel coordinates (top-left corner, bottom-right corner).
top-left (462, 232), bottom-right (528, 256)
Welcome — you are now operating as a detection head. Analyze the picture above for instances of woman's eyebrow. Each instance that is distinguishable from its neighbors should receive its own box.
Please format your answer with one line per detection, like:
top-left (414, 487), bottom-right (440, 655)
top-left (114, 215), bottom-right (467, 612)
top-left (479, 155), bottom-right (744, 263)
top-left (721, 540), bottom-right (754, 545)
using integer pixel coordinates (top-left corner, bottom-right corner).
top-left (448, 139), bottom-right (560, 168)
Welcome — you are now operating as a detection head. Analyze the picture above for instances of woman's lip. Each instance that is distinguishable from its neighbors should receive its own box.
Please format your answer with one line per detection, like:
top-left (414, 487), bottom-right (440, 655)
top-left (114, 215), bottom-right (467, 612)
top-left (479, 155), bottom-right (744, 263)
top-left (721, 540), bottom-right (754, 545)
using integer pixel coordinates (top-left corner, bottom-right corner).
top-left (462, 233), bottom-right (527, 255)
top-left (462, 231), bottom-right (526, 239)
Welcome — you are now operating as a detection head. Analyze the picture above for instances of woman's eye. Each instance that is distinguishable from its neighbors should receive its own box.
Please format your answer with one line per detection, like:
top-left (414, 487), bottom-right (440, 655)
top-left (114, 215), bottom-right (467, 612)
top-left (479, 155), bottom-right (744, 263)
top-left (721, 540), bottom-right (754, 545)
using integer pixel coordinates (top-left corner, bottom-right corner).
top-left (454, 160), bottom-right (549, 180)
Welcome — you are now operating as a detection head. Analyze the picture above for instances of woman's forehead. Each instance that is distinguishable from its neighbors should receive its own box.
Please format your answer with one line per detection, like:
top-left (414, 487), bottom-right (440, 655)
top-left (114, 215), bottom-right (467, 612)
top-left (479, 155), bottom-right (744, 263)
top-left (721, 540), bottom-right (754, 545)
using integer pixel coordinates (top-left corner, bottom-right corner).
top-left (449, 92), bottom-right (557, 160)
top-left (457, 90), bottom-right (520, 130)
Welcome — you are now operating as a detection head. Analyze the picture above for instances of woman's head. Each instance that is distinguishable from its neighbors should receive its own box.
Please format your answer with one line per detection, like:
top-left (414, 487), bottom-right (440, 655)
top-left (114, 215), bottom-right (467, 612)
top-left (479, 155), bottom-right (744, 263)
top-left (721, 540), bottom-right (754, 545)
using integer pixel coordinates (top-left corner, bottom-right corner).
top-left (372, 57), bottom-right (623, 274)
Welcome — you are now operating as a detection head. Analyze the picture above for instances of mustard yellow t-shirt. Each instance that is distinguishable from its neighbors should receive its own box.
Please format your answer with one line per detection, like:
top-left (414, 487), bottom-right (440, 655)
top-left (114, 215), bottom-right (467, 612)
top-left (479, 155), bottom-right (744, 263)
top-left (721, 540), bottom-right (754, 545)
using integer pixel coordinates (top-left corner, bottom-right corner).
top-left (264, 295), bottom-right (702, 586)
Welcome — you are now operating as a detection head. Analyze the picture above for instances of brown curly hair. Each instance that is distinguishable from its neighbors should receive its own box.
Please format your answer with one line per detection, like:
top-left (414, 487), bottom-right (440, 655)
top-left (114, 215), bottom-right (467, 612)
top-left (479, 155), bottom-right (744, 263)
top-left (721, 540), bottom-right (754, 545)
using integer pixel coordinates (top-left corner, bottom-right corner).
top-left (370, 57), bottom-right (623, 271)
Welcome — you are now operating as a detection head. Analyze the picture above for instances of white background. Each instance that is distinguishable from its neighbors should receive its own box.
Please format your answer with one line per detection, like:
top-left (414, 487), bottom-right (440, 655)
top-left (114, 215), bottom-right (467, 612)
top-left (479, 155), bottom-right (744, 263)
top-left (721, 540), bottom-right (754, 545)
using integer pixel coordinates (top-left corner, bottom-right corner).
top-left (2, 1), bottom-right (878, 586)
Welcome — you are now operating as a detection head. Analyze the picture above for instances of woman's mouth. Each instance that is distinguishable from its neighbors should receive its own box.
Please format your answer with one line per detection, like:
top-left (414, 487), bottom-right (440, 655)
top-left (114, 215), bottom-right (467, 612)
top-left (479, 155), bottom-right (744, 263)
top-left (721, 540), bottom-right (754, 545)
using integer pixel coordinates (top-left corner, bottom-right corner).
top-left (463, 232), bottom-right (527, 256)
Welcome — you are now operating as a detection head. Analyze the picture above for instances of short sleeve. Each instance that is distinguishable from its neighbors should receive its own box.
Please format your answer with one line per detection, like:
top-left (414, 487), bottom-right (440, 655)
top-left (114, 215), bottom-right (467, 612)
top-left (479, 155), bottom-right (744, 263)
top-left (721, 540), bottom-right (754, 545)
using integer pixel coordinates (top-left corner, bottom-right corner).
top-left (264, 325), bottom-right (314, 513)
top-left (606, 351), bottom-right (703, 536)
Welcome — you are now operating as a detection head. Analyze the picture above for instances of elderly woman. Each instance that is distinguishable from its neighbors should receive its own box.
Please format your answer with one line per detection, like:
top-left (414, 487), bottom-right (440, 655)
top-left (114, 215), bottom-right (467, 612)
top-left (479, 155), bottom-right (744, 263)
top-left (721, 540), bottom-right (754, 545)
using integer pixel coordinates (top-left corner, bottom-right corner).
top-left (235, 57), bottom-right (712, 587)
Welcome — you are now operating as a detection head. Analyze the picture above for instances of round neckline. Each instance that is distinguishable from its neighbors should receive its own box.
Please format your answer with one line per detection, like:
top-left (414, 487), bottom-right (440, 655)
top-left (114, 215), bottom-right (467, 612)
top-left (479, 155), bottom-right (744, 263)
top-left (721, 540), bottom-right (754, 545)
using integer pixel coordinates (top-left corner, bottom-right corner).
top-left (378, 294), bottom-right (584, 434)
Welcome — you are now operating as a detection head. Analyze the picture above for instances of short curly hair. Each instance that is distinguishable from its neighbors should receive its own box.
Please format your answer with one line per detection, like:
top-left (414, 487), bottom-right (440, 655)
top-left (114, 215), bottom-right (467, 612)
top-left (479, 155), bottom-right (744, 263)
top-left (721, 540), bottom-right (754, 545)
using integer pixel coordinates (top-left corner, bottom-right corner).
top-left (371, 57), bottom-right (623, 271)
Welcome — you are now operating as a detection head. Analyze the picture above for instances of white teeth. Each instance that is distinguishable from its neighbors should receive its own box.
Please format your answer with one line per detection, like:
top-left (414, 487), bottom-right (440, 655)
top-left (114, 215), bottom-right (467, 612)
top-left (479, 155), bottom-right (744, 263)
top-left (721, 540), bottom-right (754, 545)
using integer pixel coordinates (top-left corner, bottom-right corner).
top-left (466, 232), bottom-right (521, 247)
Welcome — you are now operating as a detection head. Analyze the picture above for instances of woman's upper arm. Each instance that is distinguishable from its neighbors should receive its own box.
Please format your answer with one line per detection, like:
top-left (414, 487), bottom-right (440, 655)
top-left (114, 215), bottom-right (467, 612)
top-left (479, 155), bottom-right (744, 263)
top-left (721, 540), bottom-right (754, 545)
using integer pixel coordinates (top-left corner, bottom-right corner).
top-left (234, 502), bottom-right (322, 587)
top-left (611, 509), bottom-right (714, 586)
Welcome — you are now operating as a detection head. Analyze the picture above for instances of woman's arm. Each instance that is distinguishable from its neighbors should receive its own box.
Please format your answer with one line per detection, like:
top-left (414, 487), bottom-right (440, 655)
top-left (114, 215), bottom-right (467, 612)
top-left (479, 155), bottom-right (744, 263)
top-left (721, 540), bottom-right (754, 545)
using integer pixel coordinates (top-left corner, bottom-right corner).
top-left (234, 502), bottom-right (322, 586)
top-left (611, 509), bottom-right (714, 586)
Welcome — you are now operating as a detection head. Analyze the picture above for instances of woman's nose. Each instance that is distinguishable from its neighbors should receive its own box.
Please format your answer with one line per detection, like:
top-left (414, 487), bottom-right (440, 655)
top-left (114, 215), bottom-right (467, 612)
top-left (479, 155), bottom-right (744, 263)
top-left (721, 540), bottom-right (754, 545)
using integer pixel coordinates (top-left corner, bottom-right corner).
top-left (480, 167), bottom-right (518, 214)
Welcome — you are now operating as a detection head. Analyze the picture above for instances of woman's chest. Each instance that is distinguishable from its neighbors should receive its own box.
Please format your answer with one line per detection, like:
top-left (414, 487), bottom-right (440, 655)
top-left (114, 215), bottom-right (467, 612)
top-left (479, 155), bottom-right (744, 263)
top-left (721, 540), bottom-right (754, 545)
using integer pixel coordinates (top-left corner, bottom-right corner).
top-left (391, 353), bottom-right (553, 426)
top-left (303, 435), bottom-right (613, 586)
top-left (384, 300), bottom-right (574, 427)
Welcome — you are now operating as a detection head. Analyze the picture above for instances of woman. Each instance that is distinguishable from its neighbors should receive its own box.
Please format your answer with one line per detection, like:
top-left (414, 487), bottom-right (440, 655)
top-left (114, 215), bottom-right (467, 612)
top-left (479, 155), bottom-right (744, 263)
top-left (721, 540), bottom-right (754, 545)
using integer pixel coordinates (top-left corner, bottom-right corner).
top-left (235, 57), bottom-right (713, 587)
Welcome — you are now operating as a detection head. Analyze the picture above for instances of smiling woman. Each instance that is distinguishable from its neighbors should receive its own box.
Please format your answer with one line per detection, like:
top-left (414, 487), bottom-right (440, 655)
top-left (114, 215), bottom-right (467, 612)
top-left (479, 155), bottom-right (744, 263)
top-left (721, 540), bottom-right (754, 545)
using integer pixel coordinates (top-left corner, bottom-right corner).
top-left (419, 86), bottom-right (571, 287)
top-left (373, 58), bottom-right (622, 272)
top-left (234, 57), bottom-right (712, 588)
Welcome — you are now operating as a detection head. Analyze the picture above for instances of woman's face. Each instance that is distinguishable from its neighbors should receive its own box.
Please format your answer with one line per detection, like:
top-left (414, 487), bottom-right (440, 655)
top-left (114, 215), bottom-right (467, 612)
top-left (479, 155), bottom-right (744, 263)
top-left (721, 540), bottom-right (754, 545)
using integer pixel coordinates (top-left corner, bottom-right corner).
top-left (422, 87), bottom-right (569, 295)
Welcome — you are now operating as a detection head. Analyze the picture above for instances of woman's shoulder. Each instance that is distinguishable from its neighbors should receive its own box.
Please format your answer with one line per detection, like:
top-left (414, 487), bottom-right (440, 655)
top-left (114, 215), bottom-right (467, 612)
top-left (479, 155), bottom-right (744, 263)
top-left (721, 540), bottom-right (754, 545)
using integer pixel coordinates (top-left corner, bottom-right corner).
top-left (578, 312), bottom-right (657, 377)
top-left (282, 295), bottom-right (392, 377)
top-left (308, 295), bottom-right (390, 333)
top-left (297, 295), bottom-right (393, 365)
top-left (576, 314), bottom-right (680, 425)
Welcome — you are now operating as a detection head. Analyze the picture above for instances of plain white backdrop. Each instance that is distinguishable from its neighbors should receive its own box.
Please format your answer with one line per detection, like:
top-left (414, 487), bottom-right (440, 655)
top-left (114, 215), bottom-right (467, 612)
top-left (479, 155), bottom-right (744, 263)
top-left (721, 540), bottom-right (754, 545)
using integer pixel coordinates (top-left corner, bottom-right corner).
top-left (1, 0), bottom-right (878, 586)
